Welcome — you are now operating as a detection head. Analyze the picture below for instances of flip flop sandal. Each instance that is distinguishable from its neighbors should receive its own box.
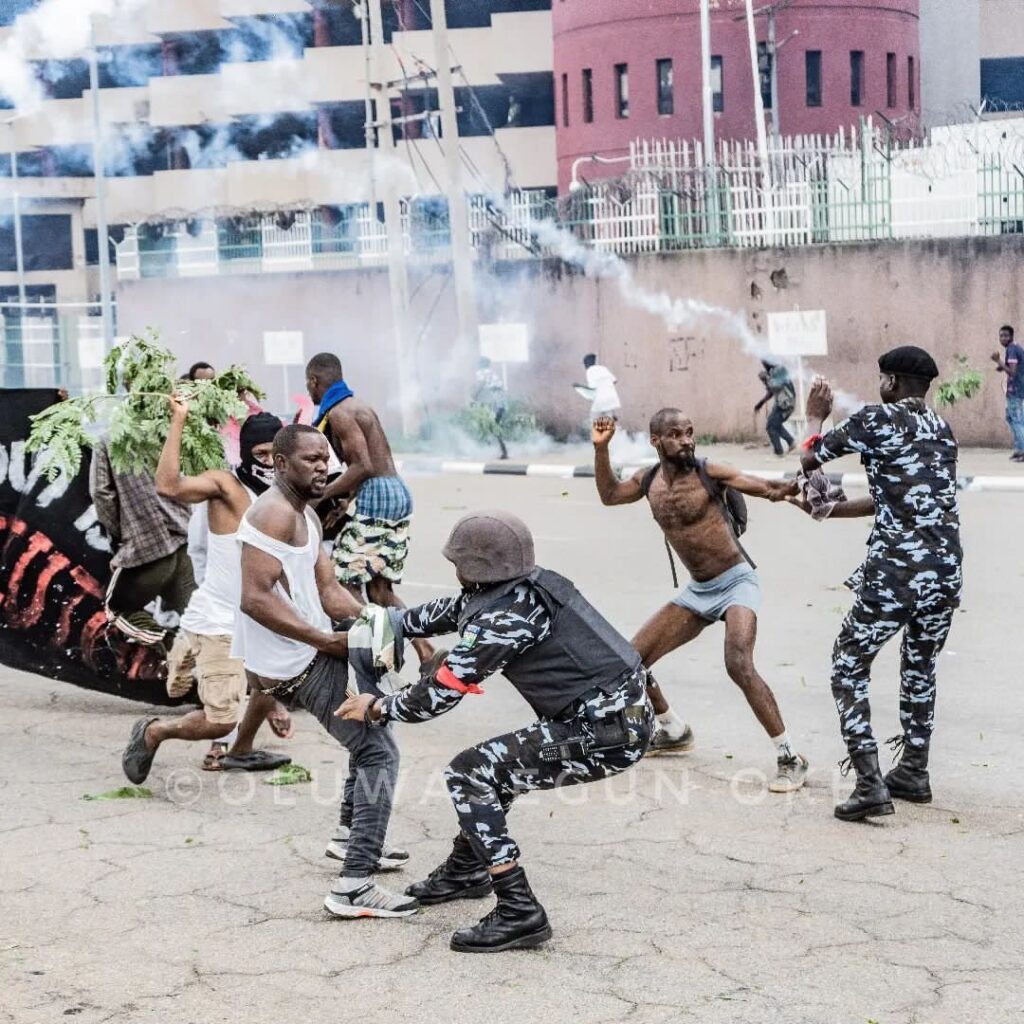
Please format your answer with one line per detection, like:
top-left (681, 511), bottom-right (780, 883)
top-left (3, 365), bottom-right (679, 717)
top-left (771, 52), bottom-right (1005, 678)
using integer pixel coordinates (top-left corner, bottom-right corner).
top-left (122, 717), bottom-right (159, 784)
top-left (201, 742), bottom-right (230, 771)
top-left (218, 750), bottom-right (292, 773)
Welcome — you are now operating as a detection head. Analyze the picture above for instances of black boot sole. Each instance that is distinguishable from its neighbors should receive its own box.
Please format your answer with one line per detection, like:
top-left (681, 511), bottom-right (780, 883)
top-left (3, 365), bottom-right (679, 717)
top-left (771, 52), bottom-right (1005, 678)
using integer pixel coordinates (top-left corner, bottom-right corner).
top-left (407, 880), bottom-right (494, 906)
top-left (888, 789), bottom-right (932, 803)
top-left (834, 800), bottom-right (895, 821)
top-left (450, 923), bottom-right (553, 953)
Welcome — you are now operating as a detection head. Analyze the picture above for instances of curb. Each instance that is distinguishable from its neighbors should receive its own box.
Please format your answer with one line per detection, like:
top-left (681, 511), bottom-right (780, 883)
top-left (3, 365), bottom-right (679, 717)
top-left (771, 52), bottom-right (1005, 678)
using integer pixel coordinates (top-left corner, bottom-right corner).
top-left (395, 459), bottom-right (1024, 493)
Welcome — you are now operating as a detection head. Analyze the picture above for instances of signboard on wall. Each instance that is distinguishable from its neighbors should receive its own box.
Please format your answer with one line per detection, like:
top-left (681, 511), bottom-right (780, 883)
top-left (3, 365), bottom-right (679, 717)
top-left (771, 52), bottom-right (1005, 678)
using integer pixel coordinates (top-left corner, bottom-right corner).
top-left (479, 323), bottom-right (529, 364)
top-left (767, 310), bottom-right (828, 357)
top-left (263, 330), bottom-right (305, 366)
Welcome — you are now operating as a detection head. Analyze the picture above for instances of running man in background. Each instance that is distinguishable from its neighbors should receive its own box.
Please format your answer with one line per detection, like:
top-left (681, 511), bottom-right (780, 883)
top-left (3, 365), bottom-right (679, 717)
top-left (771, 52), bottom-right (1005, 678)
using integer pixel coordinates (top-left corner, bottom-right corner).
top-left (305, 352), bottom-right (433, 665)
top-left (991, 324), bottom-right (1024, 461)
top-left (754, 360), bottom-right (797, 456)
top-left (799, 346), bottom-right (962, 821)
top-left (582, 353), bottom-right (621, 421)
top-left (593, 410), bottom-right (809, 792)
top-left (121, 400), bottom-right (291, 782)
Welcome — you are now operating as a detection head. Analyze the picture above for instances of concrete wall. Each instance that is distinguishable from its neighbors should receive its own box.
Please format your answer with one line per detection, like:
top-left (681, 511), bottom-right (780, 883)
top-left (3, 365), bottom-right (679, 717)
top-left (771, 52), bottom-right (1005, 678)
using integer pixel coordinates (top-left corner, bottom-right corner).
top-left (115, 234), bottom-right (1024, 447)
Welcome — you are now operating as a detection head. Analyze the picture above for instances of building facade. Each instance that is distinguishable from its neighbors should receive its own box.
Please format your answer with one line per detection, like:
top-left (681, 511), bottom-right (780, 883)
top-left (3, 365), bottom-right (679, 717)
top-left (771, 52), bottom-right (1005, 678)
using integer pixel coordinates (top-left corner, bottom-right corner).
top-left (553, 0), bottom-right (922, 191)
top-left (0, 0), bottom-right (555, 317)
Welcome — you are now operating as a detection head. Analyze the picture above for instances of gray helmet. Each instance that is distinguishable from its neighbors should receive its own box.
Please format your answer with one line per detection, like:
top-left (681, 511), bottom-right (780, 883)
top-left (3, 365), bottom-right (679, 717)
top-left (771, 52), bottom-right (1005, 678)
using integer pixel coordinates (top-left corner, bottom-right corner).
top-left (442, 510), bottom-right (536, 585)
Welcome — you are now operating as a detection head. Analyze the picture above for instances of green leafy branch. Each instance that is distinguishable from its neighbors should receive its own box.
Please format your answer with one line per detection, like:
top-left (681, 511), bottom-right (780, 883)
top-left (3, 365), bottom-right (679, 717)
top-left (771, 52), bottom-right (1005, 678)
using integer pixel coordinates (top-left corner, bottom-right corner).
top-left (935, 356), bottom-right (984, 409)
top-left (27, 328), bottom-right (266, 480)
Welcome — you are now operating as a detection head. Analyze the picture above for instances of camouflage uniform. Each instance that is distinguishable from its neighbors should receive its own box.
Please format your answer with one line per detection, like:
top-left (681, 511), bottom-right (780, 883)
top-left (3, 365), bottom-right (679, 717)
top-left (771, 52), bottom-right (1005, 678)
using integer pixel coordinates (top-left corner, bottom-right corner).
top-left (815, 397), bottom-right (963, 755)
top-left (377, 582), bottom-right (653, 867)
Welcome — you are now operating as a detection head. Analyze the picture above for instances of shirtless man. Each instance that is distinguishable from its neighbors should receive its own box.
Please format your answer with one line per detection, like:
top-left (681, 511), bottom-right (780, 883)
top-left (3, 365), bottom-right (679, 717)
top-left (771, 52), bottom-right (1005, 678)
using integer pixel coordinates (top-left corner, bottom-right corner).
top-left (305, 352), bottom-right (432, 664)
top-left (236, 424), bottom-right (416, 918)
top-left (593, 409), bottom-right (809, 792)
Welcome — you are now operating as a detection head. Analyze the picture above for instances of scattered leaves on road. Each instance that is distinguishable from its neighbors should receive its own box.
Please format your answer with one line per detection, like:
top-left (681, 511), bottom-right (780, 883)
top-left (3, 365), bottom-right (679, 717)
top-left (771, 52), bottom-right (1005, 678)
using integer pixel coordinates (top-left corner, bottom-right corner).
top-left (264, 763), bottom-right (312, 786)
top-left (81, 786), bottom-right (153, 801)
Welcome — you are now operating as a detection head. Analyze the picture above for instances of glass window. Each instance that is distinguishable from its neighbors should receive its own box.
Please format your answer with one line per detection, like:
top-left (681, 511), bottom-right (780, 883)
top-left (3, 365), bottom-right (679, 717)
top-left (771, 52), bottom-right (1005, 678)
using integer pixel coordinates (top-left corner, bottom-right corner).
top-left (850, 50), bottom-right (864, 107)
top-left (887, 52), bottom-right (897, 108)
top-left (805, 50), bottom-right (822, 107)
top-left (908, 55), bottom-right (916, 109)
top-left (757, 42), bottom-right (772, 109)
top-left (656, 58), bottom-right (674, 116)
top-left (615, 63), bottom-right (629, 118)
top-left (711, 55), bottom-right (723, 112)
top-left (561, 72), bottom-right (568, 126)
top-left (582, 67), bottom-right (593, 123)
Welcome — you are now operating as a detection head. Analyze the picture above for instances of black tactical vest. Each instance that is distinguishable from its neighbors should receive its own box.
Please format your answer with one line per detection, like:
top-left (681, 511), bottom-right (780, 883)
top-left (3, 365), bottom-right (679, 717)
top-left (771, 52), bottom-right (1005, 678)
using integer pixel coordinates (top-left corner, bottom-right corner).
top-left (456, 568), bottom-right (642, 719)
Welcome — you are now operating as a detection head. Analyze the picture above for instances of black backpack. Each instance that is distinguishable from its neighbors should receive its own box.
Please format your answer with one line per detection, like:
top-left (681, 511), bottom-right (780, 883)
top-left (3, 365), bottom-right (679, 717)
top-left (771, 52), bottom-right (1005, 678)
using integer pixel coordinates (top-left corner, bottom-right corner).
top-left (640, 460), bottom-right (755, 586)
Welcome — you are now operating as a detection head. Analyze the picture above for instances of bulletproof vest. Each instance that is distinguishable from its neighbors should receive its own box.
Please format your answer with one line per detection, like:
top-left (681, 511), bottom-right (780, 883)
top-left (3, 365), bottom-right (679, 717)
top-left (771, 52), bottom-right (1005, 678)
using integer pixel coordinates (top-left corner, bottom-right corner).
top-left (457, 568), bottom-right (641, 719)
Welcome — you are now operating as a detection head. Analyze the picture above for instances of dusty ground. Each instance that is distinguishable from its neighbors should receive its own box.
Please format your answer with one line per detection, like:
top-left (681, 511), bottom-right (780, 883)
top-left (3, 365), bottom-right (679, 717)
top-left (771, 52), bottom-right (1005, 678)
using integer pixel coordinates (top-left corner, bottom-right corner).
top-left (2, 472), bottom-right (1021, 1024)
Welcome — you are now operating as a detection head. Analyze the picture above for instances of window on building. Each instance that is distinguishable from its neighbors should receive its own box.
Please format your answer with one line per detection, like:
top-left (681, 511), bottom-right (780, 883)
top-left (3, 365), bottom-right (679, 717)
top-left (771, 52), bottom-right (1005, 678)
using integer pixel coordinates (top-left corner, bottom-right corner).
top-left (908, 55), bottom-right (916, 109)
top-left (757, 42), bottom-right (772, 109)
top-left (805, 50), bottom-right (822, 108)
top-left (711, 55), bottom-right (724, 112)
top-left (850, 50), bottom-right (864, 107)
top-left (614, 63), bottom-right (629, 118)
top-left (582, 67), bottom-right (593, 123)
top-left (656, 58), bottom-right (674, 116)
top-left (887, 52), bottom-right (897, 108)
top-left (561, 72), bottom-right (569, 126)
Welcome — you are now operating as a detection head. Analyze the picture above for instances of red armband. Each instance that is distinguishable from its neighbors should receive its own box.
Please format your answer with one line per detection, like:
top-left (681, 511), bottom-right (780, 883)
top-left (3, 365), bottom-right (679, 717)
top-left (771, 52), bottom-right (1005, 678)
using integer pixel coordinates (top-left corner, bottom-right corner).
top-left (436, 663), bottom-right (484, 695)
top-left (801, 433), bottom-right (823, 453)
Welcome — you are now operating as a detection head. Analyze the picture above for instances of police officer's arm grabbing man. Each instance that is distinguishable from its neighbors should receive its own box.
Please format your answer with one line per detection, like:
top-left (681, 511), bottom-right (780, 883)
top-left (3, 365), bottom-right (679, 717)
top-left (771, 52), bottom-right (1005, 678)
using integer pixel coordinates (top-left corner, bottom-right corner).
top-left (338, 511), bottom-right (654, 954)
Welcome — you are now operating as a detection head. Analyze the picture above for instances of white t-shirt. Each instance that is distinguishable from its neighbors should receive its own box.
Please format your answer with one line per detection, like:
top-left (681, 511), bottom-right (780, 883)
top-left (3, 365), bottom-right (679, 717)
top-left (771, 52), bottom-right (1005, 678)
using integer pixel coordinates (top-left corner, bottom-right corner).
top-left (586, 364), bottom-right (621, 415)
top-left (232, 506), bottom-right (329, 680)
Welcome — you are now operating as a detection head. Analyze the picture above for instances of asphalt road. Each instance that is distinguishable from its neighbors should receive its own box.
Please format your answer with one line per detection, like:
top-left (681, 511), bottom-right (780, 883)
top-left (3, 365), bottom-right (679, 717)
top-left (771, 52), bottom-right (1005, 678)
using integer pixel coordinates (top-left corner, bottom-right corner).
top-left (2, 472), bottom-right (1021, 1024)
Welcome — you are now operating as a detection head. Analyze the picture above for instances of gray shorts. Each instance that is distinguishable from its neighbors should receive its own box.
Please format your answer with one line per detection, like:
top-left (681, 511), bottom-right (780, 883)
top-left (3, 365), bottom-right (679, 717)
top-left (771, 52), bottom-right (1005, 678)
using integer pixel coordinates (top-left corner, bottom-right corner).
top-left (672, 563), bottom-right (762, 622)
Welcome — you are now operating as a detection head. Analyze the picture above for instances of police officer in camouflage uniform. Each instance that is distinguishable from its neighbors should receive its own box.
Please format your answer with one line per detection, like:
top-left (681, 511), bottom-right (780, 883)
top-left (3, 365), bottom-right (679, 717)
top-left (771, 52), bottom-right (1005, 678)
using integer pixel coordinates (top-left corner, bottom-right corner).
top-left (338, 510), bottom-right (654, 952)
top-left (799, 346), bottom-right (963, 822)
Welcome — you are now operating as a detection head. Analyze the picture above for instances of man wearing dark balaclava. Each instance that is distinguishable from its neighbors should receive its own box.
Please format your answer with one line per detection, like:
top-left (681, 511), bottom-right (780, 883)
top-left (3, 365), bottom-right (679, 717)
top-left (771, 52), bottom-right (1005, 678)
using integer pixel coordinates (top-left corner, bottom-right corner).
top-left (338, 510), bottom-right (655, 954)
top-left (798, 345), bottom-right (962, 822)
top-left (122, 399), bottom-right (295, 784)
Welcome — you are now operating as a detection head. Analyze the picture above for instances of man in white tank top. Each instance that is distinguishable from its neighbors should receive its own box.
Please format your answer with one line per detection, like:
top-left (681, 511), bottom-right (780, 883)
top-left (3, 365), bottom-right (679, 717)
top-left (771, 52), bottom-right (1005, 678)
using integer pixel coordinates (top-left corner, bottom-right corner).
top-left (121, 398), bottom-right (291, 784)
top-left (235, 424), bottom-right (418, 920)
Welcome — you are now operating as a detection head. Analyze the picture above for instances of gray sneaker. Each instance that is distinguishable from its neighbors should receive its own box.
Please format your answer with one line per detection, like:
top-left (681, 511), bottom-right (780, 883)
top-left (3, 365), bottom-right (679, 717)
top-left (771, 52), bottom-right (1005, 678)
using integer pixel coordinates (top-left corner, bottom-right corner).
top-left (647, 724), bottom-right (695, 756)
top-left (769, 753), bottom-right (809, 793)
top-left (324, 879), bottom-right (419, 919)
top-left (325, 826), bottom-right (410, 871)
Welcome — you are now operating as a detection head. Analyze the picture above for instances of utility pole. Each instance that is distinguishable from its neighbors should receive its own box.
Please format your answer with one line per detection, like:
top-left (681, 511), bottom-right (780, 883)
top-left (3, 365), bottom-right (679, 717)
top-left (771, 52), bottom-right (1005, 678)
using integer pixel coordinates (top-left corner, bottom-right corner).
top-left (743, 0), bottom-right (770, 174)
top-left (768, 5), bottom-right (781, 148)
top-left (428, 0), bottom-right (477, 365)
top-left (367, 0), bottom-right (419, 436)
top-left (88, 19), bottom-right (115, 351)
top-left (699, 0), bottom-right (720, 244)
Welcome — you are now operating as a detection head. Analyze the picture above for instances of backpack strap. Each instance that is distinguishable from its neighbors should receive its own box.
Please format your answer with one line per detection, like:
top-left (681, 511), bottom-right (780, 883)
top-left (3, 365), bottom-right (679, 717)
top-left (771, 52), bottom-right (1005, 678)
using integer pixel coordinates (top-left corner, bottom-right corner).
top-left (639, 464), bottom-right (680, 587)
top-left (695, 460), bottom-right (757, 570)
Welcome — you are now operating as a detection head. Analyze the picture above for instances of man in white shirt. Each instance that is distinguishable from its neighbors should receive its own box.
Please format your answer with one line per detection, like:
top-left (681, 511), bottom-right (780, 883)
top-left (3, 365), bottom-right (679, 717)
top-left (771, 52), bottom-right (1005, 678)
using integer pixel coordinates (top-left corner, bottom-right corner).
top-left (583, 354), bottom-right (621, 421)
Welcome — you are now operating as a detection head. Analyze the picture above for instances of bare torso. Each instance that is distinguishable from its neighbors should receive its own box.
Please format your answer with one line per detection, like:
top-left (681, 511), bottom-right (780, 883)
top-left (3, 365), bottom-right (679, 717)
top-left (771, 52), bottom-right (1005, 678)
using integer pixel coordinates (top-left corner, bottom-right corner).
top-left (646, 466), bottom-right (744, 582)
top-left (326, 396), bottom-right (397, 477)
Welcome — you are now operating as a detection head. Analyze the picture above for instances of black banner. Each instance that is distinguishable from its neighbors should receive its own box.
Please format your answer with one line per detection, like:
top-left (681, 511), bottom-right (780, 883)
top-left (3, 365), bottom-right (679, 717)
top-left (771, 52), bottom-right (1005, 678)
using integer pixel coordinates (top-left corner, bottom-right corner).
top-left (0, 389), bottom-right (179, 705)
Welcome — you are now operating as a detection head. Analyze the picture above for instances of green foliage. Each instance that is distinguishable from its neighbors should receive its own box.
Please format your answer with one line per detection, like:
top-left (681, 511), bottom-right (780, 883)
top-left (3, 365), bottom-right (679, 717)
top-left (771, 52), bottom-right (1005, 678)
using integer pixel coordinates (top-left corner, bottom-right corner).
top-left (81, 786), bottom-right (154, 801)
top-left (935, 356), bottom-right (984, 409)
top-left (27, 330), bottom-right (266, 480)
top-left (264, 763), bottom-right (313, 786)
top-left (454, 401), bottom-right (537, 445)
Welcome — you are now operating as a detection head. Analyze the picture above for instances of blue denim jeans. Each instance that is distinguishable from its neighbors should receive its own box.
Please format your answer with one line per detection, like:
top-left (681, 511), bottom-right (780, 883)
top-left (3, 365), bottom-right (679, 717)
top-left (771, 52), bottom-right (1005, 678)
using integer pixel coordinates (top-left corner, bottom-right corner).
top-left (1006, 395), bottom-right (1024, 452)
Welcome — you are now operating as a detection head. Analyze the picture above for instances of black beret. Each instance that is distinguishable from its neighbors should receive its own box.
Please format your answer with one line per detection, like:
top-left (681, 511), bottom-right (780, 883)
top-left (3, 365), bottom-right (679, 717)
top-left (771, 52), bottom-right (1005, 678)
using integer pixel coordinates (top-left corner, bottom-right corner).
top-left (878, 345), bottom-right (939, 381)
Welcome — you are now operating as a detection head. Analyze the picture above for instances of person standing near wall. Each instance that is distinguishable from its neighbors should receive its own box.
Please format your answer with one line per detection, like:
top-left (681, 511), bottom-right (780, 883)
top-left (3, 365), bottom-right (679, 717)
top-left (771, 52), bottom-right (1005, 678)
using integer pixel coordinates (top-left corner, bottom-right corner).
top-left (754, 360), bottom-right (797, 457)
top-left (582, 354), bottom-right (621, 422)
top-left (991, 325), bottom-right (1024, 461)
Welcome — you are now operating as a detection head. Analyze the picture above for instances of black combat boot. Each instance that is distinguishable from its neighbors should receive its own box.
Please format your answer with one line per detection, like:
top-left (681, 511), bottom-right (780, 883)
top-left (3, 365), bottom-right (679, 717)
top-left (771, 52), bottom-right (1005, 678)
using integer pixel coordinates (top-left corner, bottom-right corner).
top-left (834, 749), bottom-right (895, 822)
top-left (449, 865), bottom-right (552, 954)
top-left (405, 834), bottom-right (493, 906)
top-left (883, 735), bottom-right (932, 803)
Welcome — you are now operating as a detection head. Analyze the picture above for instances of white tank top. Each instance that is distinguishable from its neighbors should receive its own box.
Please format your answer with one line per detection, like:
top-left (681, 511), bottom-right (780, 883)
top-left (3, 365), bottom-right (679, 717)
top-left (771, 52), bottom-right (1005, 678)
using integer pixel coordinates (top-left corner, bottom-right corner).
top-left (180, 488), bottom-right (254, 636)
top-left (233, 505), bottom-right (329, 681)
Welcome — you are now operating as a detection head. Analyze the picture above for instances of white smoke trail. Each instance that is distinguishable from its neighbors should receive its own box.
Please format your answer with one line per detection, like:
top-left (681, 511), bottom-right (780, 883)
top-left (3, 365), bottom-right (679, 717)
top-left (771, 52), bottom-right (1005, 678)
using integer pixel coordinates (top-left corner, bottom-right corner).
top-left (0, 0), bottom-right (146, 111)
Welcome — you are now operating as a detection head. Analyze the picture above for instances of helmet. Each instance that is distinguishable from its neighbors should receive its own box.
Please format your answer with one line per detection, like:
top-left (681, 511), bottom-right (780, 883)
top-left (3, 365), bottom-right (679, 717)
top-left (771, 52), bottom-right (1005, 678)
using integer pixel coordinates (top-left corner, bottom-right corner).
top-left (442, 510), bottom-right (536, 585)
